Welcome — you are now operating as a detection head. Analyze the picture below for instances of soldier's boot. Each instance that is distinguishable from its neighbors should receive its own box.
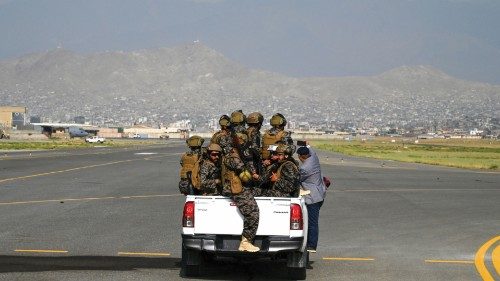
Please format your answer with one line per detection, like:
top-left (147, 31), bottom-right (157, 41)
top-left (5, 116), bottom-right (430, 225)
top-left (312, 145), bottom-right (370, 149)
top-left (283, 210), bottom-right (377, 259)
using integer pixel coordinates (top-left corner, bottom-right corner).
top-left (238, 236), bottom-right (260, 252)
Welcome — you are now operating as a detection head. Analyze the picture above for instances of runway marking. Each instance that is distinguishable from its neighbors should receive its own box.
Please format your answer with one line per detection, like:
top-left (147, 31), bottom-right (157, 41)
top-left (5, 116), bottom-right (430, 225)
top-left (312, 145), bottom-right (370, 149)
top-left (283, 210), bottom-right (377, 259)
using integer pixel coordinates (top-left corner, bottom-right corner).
top-left (0, 159), bottom-right (134, 184)
top-left (118, 252), bottom-right (170, 257)
top-left (0, 153), bottom-right (175, 184)
top-left (492, 245), bottom-right (500, 275)
top-left (0, 194), bottom-right (181, 206)
top-left (475, 236), bottom-right (500, 281)
top-left (425, 259), bottom-right (474, 264)
top-left (14, 249), bottom-right (68, 254)
top-left (322, 257), bottom-right (374, 261)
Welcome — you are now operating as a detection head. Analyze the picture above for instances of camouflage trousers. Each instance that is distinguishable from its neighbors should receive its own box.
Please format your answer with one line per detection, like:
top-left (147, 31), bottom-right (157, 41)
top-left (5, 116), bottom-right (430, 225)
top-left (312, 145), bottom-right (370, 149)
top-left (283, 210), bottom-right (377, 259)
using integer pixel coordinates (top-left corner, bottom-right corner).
top-left (231, 188), bottom-right (260, 242)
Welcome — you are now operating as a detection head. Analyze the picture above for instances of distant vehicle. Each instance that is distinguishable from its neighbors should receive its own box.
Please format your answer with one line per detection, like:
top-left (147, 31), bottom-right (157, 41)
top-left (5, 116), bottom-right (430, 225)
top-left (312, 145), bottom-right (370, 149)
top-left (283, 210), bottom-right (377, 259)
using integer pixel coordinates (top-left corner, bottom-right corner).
top-left (133, 133), bottom-right (149, 139)
top-left (85, 136), bottom-right (105, 143)
top-left (69, 127), bottom-right (89, 138)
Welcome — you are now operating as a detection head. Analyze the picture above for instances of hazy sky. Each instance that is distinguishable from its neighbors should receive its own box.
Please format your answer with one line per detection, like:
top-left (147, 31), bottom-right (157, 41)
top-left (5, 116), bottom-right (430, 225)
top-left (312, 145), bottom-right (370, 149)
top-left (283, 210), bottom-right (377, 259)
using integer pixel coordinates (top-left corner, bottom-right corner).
top-left (1, 0), bottom-right (500, 84)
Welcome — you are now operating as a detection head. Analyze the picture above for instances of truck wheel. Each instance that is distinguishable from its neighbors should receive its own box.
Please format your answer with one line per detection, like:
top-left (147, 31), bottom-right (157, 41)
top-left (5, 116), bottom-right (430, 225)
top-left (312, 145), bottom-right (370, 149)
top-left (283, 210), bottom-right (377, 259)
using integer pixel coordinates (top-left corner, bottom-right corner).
top-left (181, 263), bottom-right (201, 277)
top-left (286, 251), bottom-right (308, 280)
top-left (181, 246), bottom-right (202, 277)
top-left (287, 267), bottom-right (306, 280)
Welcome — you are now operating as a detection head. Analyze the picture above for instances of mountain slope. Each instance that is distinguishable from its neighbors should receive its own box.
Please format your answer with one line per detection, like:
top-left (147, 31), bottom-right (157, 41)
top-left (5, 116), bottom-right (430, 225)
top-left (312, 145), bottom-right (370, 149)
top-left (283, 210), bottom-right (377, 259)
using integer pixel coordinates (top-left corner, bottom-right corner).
top-left (0, 44), bottom-right (498, 129)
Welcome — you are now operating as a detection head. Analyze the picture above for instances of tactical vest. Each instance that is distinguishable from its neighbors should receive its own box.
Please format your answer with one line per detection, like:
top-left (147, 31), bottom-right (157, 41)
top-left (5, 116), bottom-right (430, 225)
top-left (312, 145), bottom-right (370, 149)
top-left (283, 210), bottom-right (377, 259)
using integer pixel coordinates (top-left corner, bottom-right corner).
top-left (261, 130), bottom-right (286, 160)
top-left (222, 151), bottom-right (243, 195)
top-left (180, 152), bottom-right (200, 179)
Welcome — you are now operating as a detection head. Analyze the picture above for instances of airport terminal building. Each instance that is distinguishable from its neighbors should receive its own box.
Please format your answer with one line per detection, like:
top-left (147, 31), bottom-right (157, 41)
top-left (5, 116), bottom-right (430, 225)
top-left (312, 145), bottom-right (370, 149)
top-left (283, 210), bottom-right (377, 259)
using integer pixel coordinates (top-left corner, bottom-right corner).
top-left (0, 106), bottom-right (27, 128)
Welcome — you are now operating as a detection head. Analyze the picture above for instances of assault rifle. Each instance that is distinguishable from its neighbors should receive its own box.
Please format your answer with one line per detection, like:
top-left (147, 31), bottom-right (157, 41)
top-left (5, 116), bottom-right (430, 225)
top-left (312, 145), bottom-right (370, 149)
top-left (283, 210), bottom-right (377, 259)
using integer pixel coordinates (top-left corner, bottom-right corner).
top-left (229, 126), bottom-right (260, 186)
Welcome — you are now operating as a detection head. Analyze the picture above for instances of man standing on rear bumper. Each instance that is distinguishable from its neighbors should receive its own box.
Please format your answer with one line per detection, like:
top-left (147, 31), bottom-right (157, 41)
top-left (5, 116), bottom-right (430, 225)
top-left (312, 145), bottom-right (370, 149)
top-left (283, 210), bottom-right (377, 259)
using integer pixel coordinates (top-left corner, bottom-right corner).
top-left (297, 146), bottom-right (326, 253)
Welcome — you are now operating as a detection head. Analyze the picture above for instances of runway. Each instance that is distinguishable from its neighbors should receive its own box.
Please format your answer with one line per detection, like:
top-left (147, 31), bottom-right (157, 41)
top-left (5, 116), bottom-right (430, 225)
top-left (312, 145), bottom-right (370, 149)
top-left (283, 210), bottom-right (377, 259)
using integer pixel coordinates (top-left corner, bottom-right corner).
top-left (0, 141), bottom-right (498, 280)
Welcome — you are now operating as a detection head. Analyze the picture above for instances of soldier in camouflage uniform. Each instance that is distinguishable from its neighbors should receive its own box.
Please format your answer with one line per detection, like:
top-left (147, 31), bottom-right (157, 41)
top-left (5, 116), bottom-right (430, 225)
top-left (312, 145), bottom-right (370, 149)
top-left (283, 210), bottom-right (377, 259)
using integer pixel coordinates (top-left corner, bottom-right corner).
top-left (199, 143), bottom-right (223, 195)
top-left (256, 144), bottom-right (280, 191)
top-left (230, 110), bottom-right (247, 134)
top-left (211, 115), bottom-right (233, 156)
top-left (246, 112), bottom-right (264, 176)
top-left (179, 136), bottom-right (204, 195)
top-left (222, 133), bottom-right (260, 252)
top-left (261, 143), bottom-right (301, 197)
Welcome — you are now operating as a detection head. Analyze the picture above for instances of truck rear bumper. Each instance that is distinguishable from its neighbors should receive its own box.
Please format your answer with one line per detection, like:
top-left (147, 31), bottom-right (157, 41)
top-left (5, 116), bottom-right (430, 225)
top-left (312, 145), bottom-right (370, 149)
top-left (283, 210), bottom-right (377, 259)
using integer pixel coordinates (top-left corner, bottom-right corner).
top-left (182, 234), bottom-right (304, 253)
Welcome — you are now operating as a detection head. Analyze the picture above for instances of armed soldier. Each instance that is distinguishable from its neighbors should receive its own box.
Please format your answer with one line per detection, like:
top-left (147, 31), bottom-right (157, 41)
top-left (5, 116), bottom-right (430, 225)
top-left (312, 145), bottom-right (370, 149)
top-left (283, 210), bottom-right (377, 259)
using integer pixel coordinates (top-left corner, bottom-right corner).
top-left (222, 132), bottom-right (260, 252)
top-left (199, 143), bottom-right (223, 195)
top-left (262, 143), bottom-right (301, 197)
top-left (211, 114), bottom-right (233, 156)
top-left (230, 110), bottom-right (247, 134)
top-left (179, 135), bottom-right (204, 195)
top-left (261, 113), bottom-right (295, 163)
top-left (246, 112), bottom-right (264, 176)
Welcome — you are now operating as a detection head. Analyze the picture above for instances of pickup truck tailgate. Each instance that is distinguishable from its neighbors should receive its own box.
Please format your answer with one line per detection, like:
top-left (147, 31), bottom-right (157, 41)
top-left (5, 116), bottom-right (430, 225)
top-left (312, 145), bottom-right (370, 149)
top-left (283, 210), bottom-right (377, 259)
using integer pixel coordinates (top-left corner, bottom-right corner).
top-left (192, 196), bottom-right (297, 236)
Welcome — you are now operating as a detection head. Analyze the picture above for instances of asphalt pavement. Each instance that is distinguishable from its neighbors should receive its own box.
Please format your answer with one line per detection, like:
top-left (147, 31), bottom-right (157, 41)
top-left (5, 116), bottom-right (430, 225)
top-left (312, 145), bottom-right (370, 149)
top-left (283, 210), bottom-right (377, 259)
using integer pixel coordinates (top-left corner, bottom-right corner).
top-left (0, 141), bottom-right (498, 280)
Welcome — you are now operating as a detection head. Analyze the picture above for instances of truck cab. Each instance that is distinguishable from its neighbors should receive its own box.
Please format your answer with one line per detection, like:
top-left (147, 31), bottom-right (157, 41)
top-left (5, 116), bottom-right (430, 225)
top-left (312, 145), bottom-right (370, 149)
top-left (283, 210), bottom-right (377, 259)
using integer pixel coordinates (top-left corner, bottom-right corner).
top-left (181, 195), bottom-right (309, 279)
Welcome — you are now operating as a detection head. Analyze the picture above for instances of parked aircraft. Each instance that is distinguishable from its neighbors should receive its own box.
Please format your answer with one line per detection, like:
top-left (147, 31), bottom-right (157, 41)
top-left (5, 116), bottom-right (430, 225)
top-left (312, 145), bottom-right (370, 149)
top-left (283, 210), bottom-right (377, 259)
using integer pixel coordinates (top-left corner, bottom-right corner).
top-left (68, 127), bottom-right (89, 138)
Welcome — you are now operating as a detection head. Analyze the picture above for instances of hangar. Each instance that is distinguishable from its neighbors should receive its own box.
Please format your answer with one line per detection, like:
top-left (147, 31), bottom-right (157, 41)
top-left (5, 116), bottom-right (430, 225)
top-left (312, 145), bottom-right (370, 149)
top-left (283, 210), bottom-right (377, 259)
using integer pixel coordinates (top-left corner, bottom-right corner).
top-left (31, 123), bottom-right (99, 138)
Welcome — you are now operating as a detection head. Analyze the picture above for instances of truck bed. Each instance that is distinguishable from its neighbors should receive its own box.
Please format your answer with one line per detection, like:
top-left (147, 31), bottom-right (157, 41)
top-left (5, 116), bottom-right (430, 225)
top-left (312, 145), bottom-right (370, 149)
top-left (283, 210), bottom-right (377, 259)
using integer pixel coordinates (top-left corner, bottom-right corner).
top-left (184, 195), bottom-right (306, 237)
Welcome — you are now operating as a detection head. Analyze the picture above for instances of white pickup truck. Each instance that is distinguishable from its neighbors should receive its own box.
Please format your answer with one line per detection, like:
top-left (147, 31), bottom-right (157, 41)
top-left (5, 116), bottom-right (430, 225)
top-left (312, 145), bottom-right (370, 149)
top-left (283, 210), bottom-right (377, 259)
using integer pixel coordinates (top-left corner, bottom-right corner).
top-left (181, 195), bottom-right (309, 279)
top-left (85, 136), bottom-right (106, 143)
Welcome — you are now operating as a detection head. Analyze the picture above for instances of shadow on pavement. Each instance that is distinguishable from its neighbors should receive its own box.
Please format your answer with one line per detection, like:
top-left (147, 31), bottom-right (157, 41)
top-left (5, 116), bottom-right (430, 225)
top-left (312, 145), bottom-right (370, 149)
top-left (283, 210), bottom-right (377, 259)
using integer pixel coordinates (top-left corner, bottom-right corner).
top-left (0, 255), bottom-right (181, 273)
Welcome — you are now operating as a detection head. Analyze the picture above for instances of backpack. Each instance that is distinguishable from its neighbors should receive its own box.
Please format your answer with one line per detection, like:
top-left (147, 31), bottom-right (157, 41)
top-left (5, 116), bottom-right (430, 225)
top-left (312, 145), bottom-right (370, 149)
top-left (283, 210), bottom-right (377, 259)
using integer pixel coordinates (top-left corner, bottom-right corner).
top-left (180, 152), bottom-right (204, 190)
top-left (190, 157), bottom-right (203, 190)
top-left (180, 152), bottom-right (199, 179)
top-left (261, 130), bottom-right (286, 159)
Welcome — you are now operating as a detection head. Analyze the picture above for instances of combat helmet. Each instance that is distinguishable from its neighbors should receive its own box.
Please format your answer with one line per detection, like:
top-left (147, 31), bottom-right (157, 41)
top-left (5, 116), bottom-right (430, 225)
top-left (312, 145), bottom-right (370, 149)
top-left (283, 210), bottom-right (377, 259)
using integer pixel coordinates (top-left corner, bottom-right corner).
top-left (219, 115), bottom-right (230, 127)
top-left (275, 143), bottom-right (293, 155)
top-left (186, 135), bottom-right (204, 148)
top-left (235, 132), bottom-right (248, 145)
top-left (207, 143), bottom-right (222, 152)
top-left (230, 110), bottom-right (246, 125)
top-left (246, 112), bottom-right (264, 125)
top-left (270, 113), bottom-right (287, 127)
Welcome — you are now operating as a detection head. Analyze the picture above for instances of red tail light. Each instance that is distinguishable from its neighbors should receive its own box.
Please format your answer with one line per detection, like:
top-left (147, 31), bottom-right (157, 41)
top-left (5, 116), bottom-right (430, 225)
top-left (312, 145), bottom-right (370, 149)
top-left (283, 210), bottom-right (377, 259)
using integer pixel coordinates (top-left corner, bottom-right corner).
top-left (290, 203), bottom-right (303, 230)
top-left (183, 201), bottom-right (195, 227)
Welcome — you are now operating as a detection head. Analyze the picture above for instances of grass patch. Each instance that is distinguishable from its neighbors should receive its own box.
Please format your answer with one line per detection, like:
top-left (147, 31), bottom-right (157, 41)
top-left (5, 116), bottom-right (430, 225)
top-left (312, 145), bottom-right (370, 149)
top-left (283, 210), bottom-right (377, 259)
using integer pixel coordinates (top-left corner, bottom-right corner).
top-left (0, 138), bottom-right (166, 150)
top-left (313, 138), bottom-right (500, 171)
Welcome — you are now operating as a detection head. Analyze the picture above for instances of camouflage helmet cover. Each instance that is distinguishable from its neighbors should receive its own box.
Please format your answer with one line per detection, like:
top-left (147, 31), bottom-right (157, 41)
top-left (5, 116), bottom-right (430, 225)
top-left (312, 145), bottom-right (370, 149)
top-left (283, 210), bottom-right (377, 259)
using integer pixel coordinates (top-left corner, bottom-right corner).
top-left (235, 132), bottom-right (248, 144)
top-left (186, 135), bottom-right (204, 147)
top-left (275, 143), bottom-right (293, 155)
top-left (230, 110), bottom-right (246, 124)
top-left (207, 143), bottom-right (222, 152)
top-left (270, 113), bottom-right (287, 127)
top-left (246, 112), bottom-right (264, 124)
top-left (219, 115), bottom-right (230, 127)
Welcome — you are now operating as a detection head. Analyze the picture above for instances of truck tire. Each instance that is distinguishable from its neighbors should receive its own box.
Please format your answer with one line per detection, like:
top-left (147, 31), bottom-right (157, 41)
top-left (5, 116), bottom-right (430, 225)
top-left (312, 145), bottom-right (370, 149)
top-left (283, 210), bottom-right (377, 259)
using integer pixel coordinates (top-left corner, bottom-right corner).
top-left (181, 244), bottom-right (203, 277)
top-left (181, 263), bottom-right (201, 277)
top-left (287, 267), bottom-right (306, 280)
